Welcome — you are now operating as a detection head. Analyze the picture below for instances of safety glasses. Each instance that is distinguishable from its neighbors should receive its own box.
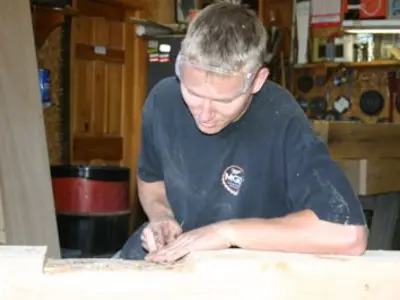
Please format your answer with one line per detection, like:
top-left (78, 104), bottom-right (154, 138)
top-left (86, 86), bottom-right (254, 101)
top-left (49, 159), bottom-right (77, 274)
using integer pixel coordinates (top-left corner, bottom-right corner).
top-left (175, 52), bottom-right (259, 102)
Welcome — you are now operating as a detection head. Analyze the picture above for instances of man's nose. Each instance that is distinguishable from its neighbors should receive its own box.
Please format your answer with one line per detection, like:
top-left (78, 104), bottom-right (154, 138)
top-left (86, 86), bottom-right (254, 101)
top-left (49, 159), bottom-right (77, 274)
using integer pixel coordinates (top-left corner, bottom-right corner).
top-left (198, 99), bottom-right (213, 123)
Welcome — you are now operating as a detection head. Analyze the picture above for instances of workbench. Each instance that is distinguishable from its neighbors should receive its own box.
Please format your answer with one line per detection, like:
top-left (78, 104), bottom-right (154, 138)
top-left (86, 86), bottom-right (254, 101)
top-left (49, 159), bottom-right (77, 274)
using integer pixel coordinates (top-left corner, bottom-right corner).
top-left (2, 246), bottom-right (400, 299)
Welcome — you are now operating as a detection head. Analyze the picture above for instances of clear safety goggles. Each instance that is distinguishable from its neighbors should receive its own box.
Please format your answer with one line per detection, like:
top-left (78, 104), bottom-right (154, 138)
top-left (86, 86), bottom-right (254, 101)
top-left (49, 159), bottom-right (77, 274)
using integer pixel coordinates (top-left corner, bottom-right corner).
top-left (175, 52), bottom-right (259, 102)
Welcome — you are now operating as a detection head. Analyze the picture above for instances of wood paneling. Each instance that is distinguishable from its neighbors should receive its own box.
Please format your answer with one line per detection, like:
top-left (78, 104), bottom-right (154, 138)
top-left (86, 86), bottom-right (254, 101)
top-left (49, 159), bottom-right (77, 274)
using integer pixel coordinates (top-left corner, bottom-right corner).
top-left (75, 43), bottom-right (125, 63)
top-left (76, 0), bottom-right (126, 21)
top-left (151, 0), bottom-right (175, 24)
top-left (73, 135), bottom-right (123, 161)
top-left (71, 17), bottom-right (126, 141)
top-left (0, 0), bottom-right (60, 257)
top-left (70, 5), bottom-right (148, 230)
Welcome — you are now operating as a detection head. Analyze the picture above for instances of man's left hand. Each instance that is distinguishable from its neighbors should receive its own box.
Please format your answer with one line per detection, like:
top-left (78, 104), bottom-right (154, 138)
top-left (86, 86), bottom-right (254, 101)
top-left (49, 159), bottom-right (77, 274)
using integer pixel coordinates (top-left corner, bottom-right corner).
top-left (145, 223), bottom-right (232, 263)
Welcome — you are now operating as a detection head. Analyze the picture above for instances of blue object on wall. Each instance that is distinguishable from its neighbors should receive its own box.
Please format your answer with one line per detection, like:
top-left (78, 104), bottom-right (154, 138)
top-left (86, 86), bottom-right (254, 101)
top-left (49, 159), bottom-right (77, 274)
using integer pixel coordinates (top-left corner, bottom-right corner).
top-left (39, 68), bottom-right (52, 108)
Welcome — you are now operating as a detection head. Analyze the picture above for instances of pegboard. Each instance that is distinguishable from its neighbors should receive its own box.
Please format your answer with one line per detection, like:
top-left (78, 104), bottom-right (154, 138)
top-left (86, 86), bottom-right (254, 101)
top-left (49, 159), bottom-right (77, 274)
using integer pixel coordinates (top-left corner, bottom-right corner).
top-left (293, 66), bottom-right (394, 124)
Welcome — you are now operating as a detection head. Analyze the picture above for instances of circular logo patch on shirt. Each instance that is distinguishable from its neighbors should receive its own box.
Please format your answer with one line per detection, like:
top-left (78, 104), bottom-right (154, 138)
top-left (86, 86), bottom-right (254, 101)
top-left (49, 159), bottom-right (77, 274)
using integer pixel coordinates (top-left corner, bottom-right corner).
top-left (221, 165), bottom-right (245, 196)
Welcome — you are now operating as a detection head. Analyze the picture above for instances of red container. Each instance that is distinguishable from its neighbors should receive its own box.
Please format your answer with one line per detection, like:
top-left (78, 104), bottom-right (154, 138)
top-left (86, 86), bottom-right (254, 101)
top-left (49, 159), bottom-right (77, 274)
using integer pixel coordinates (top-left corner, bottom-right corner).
top-left (50, 165), bottom-right (131, 258)
top-left (51, 165), bottom-right (130, 214)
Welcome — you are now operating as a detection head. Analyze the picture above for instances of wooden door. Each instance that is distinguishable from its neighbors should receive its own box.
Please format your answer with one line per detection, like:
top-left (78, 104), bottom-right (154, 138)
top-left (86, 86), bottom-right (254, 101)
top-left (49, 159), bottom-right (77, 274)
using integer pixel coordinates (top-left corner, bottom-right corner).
top-left (69, 8), bottom-right (148, 230)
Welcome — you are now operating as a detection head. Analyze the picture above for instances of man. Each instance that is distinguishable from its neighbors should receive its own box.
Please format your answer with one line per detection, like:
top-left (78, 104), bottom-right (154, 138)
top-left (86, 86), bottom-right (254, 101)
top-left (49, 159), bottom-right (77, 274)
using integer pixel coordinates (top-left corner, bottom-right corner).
top-left (118, 2), bottom-right (368, 263)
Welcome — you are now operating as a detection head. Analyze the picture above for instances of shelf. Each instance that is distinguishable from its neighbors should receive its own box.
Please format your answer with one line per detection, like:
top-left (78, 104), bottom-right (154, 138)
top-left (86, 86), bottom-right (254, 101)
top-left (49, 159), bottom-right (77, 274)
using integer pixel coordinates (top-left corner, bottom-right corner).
top-left (294, 60), bottom-right (400, 69)
top-left (343, 19), bottom-right (400, 34)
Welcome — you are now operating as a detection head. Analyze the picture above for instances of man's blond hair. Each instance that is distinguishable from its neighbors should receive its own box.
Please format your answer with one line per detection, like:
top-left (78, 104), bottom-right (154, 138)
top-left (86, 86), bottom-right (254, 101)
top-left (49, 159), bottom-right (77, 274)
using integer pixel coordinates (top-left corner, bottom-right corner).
top-left (181, 1), bottom-right (267, 74)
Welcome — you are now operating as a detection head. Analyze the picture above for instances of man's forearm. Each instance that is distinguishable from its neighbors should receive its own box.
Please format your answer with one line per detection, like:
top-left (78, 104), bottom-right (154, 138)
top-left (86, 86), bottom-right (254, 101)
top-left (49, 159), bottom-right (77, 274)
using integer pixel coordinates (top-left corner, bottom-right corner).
top-left (138, 178), bottom-right (174, 222)
top-left (220, 210), bottom-right (367, 255)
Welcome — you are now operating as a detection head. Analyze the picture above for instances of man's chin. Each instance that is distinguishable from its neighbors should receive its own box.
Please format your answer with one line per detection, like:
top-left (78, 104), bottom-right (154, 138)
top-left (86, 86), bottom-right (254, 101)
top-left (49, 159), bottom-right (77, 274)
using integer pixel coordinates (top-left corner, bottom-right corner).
top-left (196, 123), bottom-right (223, 135)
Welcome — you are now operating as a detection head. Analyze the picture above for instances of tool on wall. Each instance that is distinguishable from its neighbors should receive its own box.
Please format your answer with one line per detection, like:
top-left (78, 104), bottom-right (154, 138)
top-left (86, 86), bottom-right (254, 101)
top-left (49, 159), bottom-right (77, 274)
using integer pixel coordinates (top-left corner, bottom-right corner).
top-left (333, 67), bottom-right (354, 119)
top-left (309, 96), bottom-right (328, 119)
top-left (323, 85), bottom-right (340, 121)
top-left (348, 116), bottom-right (364, 123)
top-left (315, 75), bottom-right (326, 87)
top-left (333, 65), bottom-right (351, 87)
top-left (359, 90), bottom-right (385, 116)
top-left (296, 96), bottom-right (309, 113)
top-left (296, 1), bottom-right (311, 64)
top-left (388, 70), bottom-right (400, 122)
top-left (324, 109), bottom-right (341, 121)
top-left (333, 96), bottom-right (352, 115)
top-left (395, 92), bottom-right (400, 114)
top-left (296, 74), bottom-right (314, 93)
top-left (265, 10), bottom-right (284, 65)
top-left (39, 68), bottom-right (52, 109)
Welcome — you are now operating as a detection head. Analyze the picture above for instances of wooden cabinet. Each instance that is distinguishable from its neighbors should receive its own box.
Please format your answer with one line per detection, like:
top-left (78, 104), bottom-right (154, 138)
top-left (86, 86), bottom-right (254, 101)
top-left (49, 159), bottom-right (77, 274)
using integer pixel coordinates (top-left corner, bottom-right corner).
top-left (69, 3), bottom-right (148, 230)
top-left (70, 17), bottom-right (126, 163)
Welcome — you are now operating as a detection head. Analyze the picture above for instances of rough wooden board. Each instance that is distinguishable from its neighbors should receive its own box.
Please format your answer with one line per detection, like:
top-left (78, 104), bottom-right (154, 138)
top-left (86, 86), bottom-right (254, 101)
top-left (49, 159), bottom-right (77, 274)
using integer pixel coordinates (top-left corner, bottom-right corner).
top-left (337, 159), bottom-right (400, 196)
top-left (0, 0), bottom-right (60, 257)
top-left (312, 121), bottom-right (400, 160)
top-left (2, 246), bottom-right (400, 299)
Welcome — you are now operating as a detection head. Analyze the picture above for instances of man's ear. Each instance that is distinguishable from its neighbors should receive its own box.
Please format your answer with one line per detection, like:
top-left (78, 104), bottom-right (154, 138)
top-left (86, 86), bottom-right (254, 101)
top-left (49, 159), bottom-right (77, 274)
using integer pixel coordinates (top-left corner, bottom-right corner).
top-left (251, 67), bottom-right (269, 94)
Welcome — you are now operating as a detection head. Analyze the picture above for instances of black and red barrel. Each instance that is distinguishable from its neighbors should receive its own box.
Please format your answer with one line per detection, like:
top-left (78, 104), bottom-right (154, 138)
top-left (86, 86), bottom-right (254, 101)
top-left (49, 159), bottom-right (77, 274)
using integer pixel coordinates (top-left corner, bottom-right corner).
top-left (50, 165), bottom-right (130, 258)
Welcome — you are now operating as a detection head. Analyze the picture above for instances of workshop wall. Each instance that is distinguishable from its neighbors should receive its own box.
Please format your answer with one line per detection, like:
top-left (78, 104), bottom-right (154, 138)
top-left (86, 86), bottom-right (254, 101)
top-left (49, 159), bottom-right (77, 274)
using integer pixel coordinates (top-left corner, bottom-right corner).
top-left (293, 67), bottom-right (396, 124)
top-left (38, 28), bottom-right (64, 165)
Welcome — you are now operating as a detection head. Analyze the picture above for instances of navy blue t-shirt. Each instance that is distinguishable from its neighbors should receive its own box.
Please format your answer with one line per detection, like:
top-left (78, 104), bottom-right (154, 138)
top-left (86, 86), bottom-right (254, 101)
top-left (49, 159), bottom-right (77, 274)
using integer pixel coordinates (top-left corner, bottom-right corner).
top-left (137, 76), bottom-right (366, 231)
top-left (119, 77), bottom-right (367, 259)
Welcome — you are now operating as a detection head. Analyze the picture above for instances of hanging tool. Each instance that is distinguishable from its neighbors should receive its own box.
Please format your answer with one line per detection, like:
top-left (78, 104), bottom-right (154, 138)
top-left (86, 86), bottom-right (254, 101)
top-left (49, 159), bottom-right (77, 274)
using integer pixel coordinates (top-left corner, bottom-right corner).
top-left (359, 90), bottom-right (385, 116)
top-left (309, 96), bottom-right (328, 118)
top-left (265, 10), bottom-right (284, 64)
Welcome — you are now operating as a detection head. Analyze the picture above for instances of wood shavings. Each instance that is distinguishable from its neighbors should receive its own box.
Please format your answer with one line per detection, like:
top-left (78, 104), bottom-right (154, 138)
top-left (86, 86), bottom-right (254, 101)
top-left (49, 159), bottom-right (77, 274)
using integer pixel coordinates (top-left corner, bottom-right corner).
top-left (44, 258), bottom-right (188, 274)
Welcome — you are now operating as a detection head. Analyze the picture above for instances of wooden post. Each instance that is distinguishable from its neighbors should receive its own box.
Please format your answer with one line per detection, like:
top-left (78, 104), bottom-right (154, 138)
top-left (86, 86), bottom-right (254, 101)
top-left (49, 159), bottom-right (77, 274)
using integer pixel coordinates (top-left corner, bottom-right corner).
top-left (0, 0), bottom-right (60, 257)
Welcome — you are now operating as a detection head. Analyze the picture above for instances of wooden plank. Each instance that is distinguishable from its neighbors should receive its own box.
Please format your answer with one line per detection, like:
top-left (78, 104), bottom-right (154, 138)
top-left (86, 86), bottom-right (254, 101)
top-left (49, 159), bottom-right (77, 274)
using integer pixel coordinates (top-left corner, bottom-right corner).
top-left (121, 10), bottom-right (149, 232)
top-left (73, 135), bottom-right (123, 161)
top-left (2, 246), bottom-right (400, 299)
top-left (363, 160), bottom-right (400, 194)
top-left (338, 159), bottom-right (368, 195)
top-left (0, 0), bottom-right (60, 258)
top-left (0, 246), bottom-right (47, 276)
top-left (312, 121), bottom-right (400, 159)
top-left (338, 159), bottom-right (400, 196)
top-left (75, 43), bottom-right (125, 63)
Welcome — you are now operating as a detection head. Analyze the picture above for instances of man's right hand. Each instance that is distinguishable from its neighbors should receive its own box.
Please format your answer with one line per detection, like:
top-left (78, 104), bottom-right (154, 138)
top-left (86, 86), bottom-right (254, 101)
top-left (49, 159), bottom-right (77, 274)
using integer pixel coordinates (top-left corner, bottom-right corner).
top-left (140, 217), bottom-right (183, 253)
